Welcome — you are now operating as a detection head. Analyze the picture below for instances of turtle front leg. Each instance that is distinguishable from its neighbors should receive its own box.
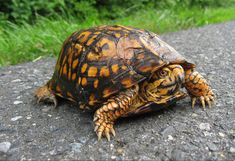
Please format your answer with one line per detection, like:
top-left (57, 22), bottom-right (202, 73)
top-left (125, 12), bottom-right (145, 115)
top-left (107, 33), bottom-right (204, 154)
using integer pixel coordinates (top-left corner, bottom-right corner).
top-left (184, 69), bottom-right (215, 109)
top-left (93, 85), bottom-right (139, 141)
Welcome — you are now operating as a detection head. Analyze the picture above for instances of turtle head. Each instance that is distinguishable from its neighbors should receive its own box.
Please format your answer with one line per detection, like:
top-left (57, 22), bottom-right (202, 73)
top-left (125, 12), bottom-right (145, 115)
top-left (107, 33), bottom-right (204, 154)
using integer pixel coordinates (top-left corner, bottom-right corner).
top-left (143, 64), bottom-right (187, 104)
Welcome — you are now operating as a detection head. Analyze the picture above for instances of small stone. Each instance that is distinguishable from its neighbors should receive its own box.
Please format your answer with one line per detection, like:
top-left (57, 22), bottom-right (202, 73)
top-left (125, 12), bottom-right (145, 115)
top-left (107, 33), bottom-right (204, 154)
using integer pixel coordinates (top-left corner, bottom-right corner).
top-left (218, 132), bottom-right (225, 137)
top-left (11, 79), bottom-right (21, 83)
top-left (111, 156), bottom-right (116, 160)
top-left (16, 96), bottom-right (21, 99)
top-left (230, 147), bottom-right (235, 153)
top-left (11, 116), bottom-right (22, 121)
top-left (160, 126), bottom-right (175, 136)
top-left (41, 106), bottom-right (51, 112)
top-left (207, 143), bottom-right (218, 151)
top-left (13, 101), bottom-right (23, 105)
top-left (150, 137), bottom-right (155, 144)
top-left (26, 116), bottom-right (31, 120)
top-left (199, 123), bottom-right (211, 131)
top-left (203, 131), bottom-right (212, 136)
top-left (192, 113), bottom-right (198, 117)
top-left (0, 142), bottom-right (11, 153)
top-left (70, 142), bottom-right (82, 153)
top-left (168, 135), bottom-right (174, 141)
top-left (48, 114), bottom-right (52, 117)
top-left (110, 144), bottom-right (114, 150)
top-left (171, 149), bottom-right (186, 161)
top-left (32, 123), bottom-right (36, 126)
top-left (116, 148), bottom-right (124, 155)
top-left (49, 149), bottom-right (57, 156)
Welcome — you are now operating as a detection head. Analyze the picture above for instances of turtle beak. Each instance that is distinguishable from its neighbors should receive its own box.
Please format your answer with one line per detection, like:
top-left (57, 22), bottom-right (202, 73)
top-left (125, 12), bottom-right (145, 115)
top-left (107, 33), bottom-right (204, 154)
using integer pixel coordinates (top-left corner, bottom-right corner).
top-left (169, 65), bottom-right (185, 85)
top-left (177, 72), bottom-right (185, 84)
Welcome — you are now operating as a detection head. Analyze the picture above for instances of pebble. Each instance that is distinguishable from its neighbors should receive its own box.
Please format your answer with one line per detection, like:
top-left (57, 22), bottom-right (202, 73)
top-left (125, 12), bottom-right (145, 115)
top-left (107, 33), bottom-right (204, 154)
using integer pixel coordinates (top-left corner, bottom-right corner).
top-left (11, 79), bottom-right (21, 83)
top-left (26, 116), bottom-right (31, 120)
top-left (160, 126), bottom-right (175, 136)
top-left (13, 100), bottom-right (23, 105)
top-left (207, 143), bottom-right (218, 152)
top-left (111, 156), bottom-right (116, 160)
top-left (191, 113), bottom-right (198, 117)
top-left (110, 144), bottom-right (114, 150)
top-left (116, 148), bottom-right (124, 155)
top-left (11, 116), bottom-right (23, 121)
top-left (78, 137), bottom-right (87, 144)
top-left (171, 149), bottom-right (186, 161)
top-left (218, 132), bottom-right (225, 137)
top-left (0, 142), bottom-right (11, 153)
top-left (230, 147), bottom-right (235, 153)
top-left (16, 96), bottom-right (21, 99)
top-left (42, 106), bottom-right (51, 112)
top-left (199, 123), bottom-right (211, 131)
top-left (70, 142), bottom-right (82, 153)
top-left (168, 135), bottom-right (174, 141)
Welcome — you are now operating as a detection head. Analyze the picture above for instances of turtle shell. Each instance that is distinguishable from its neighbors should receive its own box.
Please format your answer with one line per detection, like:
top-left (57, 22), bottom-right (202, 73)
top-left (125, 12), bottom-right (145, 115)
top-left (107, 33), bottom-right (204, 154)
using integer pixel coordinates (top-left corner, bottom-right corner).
top-left (47, 25), bottom-right (195, 106)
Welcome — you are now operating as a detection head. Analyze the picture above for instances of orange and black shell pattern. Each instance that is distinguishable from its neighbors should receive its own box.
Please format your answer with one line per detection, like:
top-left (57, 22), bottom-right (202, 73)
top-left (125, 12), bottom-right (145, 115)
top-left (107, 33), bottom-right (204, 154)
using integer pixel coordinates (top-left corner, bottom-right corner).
top-left (47, 25), bottom-right (194, 107)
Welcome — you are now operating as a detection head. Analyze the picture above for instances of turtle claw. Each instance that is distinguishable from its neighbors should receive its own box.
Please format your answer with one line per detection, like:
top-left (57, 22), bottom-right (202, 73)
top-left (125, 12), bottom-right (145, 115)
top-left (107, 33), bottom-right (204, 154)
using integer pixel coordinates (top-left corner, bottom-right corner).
top-left (97, 131), bottom-right (102, 141)
top-left (105, 131), bottom-right (111, 141)
top-left (200, 96), bottom-right (206, 110)
top-left (94, 118), bottom-right (116, 141)
top-left (191, 94), bottom-right (215, 109)
top-left (111, 128), bottom-right (116, 137)
top-left (191, 97), bottom-right (196, 108)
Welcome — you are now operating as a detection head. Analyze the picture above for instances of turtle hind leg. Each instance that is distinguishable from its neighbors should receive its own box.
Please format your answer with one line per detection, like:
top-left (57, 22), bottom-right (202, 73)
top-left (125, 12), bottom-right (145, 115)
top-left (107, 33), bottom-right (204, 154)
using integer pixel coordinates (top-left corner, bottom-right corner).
top-left (93, 85), bottom-right (139, 141)
top-left (34, 84), bottom-right (58, 107)
top-left (184, 69), bottom-right (215, 109)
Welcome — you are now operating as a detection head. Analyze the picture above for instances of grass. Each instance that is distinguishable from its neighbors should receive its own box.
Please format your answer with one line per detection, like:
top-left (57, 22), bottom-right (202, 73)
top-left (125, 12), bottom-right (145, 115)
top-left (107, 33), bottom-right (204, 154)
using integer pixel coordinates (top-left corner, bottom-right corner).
top-left (0, 6), bottom-right (235, 66)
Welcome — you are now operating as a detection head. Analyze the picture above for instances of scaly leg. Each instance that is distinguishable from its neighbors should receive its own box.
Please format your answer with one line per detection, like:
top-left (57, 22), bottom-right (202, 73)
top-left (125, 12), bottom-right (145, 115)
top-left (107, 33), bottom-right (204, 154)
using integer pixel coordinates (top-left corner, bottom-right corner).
top-left (184, 69), bottom-right (215, 109)
top-left (34, 84), bottom-right (58, 107)
top-left (93, 85), bottom-right (139, 141)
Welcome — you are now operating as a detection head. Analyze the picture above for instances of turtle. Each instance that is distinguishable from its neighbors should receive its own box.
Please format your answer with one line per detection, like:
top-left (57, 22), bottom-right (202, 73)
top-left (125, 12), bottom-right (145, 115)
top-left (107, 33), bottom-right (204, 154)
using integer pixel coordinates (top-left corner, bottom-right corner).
top-left (35, 25), bottom-right (215, 141)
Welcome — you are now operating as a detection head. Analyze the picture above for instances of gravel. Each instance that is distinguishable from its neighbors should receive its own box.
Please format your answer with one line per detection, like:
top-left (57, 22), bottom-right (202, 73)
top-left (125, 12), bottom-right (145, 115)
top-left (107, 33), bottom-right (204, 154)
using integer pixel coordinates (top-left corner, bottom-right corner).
top-left (0, 142), bottom-right (11, 153)
top-left (0, 21), bottom-right (235, 160)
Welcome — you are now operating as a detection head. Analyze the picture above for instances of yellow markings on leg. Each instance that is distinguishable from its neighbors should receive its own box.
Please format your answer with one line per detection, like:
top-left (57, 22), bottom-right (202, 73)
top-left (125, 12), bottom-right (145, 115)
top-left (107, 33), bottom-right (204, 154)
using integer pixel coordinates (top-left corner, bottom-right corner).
top-left (185, 69), bottom-right (215, 109)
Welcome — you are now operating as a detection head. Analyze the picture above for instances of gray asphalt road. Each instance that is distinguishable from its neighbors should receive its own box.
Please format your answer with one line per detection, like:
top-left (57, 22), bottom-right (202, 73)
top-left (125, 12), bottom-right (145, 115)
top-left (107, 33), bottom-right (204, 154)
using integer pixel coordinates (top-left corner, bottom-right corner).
top-left (0, 21), bottom-right (235, 161)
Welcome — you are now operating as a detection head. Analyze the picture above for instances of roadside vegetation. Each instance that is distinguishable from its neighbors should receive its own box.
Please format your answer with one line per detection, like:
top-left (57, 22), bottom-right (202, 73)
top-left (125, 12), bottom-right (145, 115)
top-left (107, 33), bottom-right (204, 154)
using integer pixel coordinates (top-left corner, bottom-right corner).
top-left (0, 0), bottom-right (235, 66)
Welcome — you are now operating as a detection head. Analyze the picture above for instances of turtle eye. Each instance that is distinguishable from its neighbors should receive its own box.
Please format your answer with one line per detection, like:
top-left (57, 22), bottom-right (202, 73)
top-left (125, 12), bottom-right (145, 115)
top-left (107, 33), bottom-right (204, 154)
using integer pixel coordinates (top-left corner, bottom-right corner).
top-left (158, 69), bottom-right (168, 78)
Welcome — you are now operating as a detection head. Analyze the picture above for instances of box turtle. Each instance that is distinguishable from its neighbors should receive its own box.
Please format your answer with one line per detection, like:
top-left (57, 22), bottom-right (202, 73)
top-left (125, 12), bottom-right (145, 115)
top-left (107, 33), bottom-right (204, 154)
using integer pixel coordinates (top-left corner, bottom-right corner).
top-left (35, 25), bottom-right (215, 141)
